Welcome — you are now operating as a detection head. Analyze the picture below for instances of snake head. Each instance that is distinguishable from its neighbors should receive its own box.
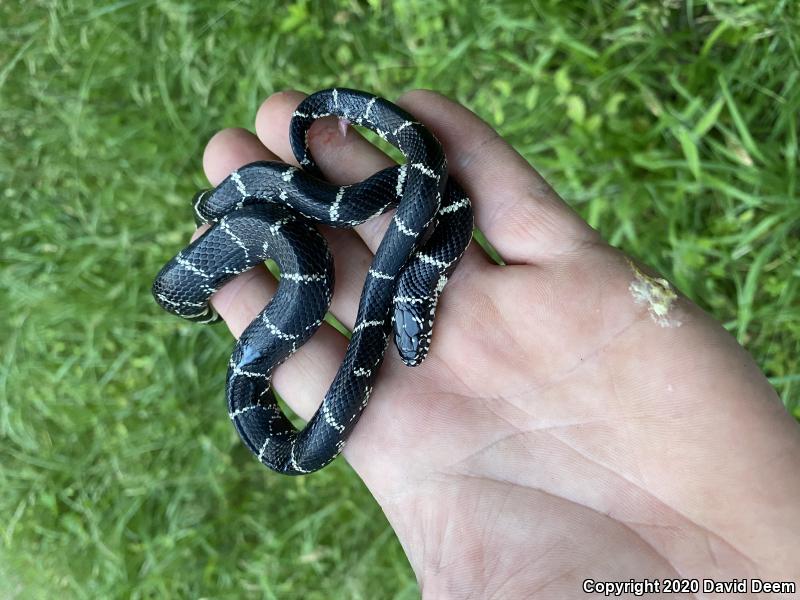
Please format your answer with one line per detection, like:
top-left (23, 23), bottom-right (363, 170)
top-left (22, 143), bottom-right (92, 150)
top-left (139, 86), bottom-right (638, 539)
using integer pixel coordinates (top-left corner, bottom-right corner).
top-left (393, 296), bottom-right (435, 367)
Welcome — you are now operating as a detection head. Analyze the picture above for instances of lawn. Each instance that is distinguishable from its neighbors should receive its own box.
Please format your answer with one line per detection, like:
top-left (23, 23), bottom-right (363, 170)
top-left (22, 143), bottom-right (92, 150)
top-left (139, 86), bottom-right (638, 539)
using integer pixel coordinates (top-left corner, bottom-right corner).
top-left (2, 0), bottom-right (798, 597)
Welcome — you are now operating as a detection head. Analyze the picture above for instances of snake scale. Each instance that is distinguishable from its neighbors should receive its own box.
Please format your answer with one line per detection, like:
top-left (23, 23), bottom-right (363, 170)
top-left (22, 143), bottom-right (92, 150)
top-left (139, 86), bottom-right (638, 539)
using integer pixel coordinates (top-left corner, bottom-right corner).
top-left (153, 89), bottom-right (474, 475)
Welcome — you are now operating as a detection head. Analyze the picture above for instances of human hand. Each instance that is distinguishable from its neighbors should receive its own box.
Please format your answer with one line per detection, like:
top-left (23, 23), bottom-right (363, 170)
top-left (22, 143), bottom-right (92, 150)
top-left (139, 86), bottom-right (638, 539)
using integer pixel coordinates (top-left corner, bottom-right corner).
top-left (197, 90), bottom-right (800, 598)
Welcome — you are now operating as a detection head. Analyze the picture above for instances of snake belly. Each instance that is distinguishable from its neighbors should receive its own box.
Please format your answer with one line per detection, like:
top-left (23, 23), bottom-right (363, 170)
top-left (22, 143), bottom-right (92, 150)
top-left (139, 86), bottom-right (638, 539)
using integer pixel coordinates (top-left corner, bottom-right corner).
top-left (153, 88), bottom-right (474, 475)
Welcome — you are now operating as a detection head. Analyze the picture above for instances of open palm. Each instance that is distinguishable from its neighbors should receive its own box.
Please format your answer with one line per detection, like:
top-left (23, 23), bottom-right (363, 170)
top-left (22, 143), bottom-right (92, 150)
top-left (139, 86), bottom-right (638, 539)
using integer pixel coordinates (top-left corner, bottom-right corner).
top-left (195, 90), bottom-right (800, 597)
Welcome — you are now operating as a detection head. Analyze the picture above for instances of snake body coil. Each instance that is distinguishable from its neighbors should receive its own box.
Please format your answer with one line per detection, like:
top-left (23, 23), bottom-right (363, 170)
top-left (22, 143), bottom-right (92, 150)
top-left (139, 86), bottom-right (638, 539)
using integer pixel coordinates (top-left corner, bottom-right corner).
top-left (153, 89), bottom-right (473, 474)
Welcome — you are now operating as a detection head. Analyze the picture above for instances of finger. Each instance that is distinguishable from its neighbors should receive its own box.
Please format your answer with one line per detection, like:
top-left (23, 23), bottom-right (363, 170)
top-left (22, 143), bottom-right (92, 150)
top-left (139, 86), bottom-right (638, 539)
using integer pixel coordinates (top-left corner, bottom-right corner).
top-left (204, 127), bottom-right (373, 331)
top-left (200, 127), bottom-right (347, 422)
top-left (202, 127), bottom-right (272, 186)
top-left (256, 90), bottom-right (397, 252)
top-left (255, 90), bottom-right (489, 271)
top-left (199, 128), bottom-right (280, 334)
top-left (396, 90), bottom-right (601, 265)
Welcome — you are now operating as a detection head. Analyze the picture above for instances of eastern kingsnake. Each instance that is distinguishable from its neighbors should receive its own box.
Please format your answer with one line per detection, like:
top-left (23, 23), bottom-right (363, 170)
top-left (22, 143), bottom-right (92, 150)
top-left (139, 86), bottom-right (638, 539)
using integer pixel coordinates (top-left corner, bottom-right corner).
top-left (153, 89), bottom-right (473, 475)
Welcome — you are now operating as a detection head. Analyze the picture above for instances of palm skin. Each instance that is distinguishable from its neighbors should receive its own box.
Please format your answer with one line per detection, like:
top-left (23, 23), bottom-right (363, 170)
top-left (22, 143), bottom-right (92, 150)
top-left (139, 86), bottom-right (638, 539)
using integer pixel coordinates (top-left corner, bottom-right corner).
top-left (193, 90), bottom-right (800, 598)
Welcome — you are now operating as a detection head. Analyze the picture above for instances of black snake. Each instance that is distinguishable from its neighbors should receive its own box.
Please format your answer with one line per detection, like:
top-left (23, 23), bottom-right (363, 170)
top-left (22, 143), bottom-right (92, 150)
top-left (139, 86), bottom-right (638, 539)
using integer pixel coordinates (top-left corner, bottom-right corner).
top-left (153, 89), bottom-right (473, 474)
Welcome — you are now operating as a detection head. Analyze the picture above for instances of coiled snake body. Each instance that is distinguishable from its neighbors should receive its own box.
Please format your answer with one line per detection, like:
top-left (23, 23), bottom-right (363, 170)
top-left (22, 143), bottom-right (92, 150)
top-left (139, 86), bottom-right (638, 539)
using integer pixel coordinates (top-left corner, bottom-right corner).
top-left (153, 89), bottom-right (473, 474)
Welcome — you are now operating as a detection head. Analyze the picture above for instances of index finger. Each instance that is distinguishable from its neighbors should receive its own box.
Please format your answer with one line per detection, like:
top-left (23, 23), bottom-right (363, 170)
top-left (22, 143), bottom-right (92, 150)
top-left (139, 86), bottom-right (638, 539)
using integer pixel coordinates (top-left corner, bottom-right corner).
top-left (396, 90), bottom-right (600, 265)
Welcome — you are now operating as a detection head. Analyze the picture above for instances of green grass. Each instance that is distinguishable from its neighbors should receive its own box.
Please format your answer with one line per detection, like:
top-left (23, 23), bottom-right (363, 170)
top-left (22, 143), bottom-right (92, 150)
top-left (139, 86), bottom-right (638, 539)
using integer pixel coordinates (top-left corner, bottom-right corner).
top-left (2, 0), bottom-right (798, 597)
